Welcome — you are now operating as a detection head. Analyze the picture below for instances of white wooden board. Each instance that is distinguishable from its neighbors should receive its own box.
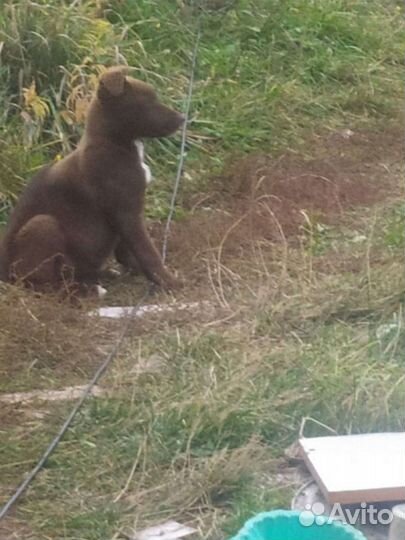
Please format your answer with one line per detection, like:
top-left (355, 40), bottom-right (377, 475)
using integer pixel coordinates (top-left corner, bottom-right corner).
top-left (89, 301), bottom-right (209, 319)
top-left (299, 432), bottom-right (405, 504)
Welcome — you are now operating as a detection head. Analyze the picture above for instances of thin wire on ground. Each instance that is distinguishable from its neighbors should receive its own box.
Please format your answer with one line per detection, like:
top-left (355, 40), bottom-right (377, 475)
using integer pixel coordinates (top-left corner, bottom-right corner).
top-left (0, 290), bottom-right (148, 520)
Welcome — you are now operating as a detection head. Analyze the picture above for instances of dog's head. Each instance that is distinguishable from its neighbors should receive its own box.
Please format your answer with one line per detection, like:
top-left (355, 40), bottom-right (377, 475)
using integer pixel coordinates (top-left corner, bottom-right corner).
top-left (96, 66), bottom-right (184, 139)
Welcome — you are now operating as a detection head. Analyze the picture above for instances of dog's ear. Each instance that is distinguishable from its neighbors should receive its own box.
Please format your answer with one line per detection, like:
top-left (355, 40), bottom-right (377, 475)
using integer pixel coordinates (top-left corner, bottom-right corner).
top-left (98, 66), bottom-right (128, 99)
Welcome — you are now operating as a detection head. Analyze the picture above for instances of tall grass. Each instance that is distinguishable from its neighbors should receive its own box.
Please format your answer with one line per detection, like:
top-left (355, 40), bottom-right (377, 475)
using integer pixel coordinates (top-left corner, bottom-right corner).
top-left (0, 0), bottom-right (404, 220)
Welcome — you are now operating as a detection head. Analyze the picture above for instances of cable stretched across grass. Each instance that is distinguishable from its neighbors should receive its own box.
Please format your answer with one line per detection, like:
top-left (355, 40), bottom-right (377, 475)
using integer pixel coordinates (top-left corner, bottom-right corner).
top-left (0, 20), bottom-right (201, 521)
top-left (0, 290), bottom-right (148, 520)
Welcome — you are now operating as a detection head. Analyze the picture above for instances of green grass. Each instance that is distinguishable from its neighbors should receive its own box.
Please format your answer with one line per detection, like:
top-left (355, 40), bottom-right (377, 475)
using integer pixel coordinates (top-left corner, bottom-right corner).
top-left (1, 0), bottom-right (404, 217)
top-left (384, 203), bottom-right (405, 250)
top-left (2, 287), bottom-right (403, 537)
top-left (0, 1), bottom-right (405, 539)
top-left (2, 190), bottom-right (405, 536)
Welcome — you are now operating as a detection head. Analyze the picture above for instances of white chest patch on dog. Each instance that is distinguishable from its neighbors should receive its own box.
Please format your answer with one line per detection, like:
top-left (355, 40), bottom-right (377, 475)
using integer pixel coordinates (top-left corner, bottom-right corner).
top-left (135, 140), bottom-right (152, 185)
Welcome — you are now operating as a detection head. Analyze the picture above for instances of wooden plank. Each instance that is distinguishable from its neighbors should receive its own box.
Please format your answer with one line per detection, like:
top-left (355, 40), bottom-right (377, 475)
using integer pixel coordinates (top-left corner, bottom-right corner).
top-left (299, 432), bottom-right (405, 504)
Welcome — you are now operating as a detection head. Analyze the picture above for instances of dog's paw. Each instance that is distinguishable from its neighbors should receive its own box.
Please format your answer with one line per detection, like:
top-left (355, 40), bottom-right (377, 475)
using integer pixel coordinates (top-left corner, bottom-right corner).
top-left (160, 271), bottom-right (184, 291)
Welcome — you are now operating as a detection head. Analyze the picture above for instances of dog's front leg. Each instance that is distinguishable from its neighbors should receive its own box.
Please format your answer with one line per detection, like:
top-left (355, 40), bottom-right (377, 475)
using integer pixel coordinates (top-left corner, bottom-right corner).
top-left (114, 239), bottom-right (141, 274)
top-left (116, 213), bottom-right (180, 290)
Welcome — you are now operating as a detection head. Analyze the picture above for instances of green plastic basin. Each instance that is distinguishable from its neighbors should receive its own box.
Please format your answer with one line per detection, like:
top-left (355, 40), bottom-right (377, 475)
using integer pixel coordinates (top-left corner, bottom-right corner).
top-left (229, 511), bottom-right (367, 540)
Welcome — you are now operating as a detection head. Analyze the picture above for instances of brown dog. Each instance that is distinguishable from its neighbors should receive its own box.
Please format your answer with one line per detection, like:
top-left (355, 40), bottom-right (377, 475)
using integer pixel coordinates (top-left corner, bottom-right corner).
top-left (0, 67), bottom-right (184, 296)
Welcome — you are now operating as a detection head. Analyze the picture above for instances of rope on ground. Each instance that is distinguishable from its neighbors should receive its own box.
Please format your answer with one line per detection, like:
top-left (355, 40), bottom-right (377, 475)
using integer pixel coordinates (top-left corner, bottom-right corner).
top-left (0, 17), bottom-right (201, 522)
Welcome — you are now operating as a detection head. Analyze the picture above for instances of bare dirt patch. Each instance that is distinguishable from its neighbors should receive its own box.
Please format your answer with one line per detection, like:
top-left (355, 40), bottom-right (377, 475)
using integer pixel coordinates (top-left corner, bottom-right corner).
top-left (0, 285), bottom-right (115, 390)
top-left (162, 128), bottom-right (403, 280)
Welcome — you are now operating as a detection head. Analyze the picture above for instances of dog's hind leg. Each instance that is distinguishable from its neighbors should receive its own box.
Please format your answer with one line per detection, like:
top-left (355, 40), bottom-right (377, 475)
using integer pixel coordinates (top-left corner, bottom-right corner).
top-left (9, 214), bottom-right (74, 292)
